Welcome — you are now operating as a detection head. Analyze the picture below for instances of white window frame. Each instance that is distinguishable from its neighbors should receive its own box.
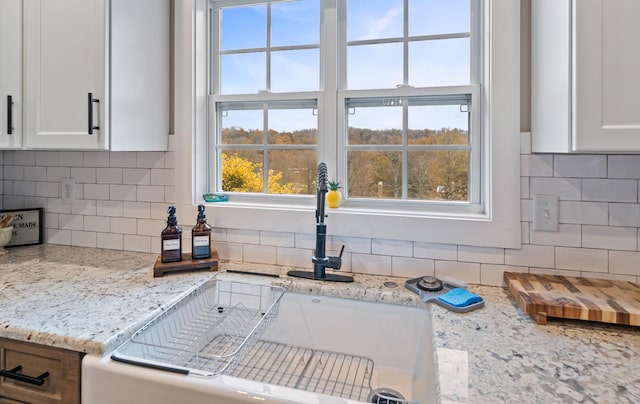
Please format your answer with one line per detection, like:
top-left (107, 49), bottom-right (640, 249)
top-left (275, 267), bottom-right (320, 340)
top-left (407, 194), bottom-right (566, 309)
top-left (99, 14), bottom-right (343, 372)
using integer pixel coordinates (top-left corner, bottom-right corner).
top-left (174, 0), bottom-right (521, 249)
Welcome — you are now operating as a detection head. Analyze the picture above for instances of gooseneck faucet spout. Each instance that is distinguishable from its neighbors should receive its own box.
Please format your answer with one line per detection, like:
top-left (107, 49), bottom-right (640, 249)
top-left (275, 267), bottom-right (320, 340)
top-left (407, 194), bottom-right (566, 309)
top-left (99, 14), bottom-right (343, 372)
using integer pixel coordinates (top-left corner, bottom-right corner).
top-left (287, 163), bottom-right (354, 283)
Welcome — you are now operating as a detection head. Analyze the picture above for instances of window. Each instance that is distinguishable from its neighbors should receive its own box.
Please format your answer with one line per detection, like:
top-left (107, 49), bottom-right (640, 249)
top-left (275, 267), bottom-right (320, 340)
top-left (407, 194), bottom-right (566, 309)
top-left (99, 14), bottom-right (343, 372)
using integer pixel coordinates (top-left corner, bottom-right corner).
top-left (175, 0), bottom-right (521, 248)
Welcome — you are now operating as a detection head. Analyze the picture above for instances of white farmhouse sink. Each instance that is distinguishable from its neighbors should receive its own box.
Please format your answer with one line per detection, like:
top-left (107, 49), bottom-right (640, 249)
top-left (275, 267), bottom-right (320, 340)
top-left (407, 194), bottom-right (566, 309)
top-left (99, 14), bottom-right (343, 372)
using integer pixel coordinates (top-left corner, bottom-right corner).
top-left (83, 279), bottom-right (435, 404)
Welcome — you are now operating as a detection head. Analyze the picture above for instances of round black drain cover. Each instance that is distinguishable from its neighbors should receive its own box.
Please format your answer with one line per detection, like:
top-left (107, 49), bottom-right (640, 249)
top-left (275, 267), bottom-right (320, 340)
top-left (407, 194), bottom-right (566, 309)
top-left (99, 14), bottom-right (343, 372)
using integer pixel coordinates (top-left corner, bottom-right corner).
top-left (369, 388), bottom-right (405, 404)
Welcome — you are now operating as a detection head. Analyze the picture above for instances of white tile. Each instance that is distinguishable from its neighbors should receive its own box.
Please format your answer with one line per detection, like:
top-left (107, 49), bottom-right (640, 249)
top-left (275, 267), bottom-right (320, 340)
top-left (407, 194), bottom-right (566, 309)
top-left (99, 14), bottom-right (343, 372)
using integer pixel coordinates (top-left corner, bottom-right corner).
top-left (521, 222), bottom-right (530, 244)
top-left (457, 245), bottom-right (504, 264)
top-left (3, 180), bottom-right (13, 194)
top-left (124, 202), bottom-right (151, 219)
top-left (414, 242), bottom-right (457, 260)
top-left (137, 152), bottom-right (165, 169)
top-left (150, 203), bottom-right (169, 220)
top-left (582, 225), bottom-right (637, 251)
top-left (530, 224), bottom-right (581, 247)
top-left (583, 179), bottom-right (637, 203)
top-left (150, 236), bottom-right (162, 254)
top-left (97, 233), bottom-right (123, 250)
top-left (123, 169), bottom-right (151, 185)
top-left (4, 165), bottom-right (23, 180)
top-left (352, 253), bottom-right (392, 276)
top-left (110, 184), bottom-right (137, 201)
top-left (59, 214), bottom-right (84, 231)
top-left (260, 231), bottom-right (295, 247)
top-left (72, 231), bottom-right (97, 248)
top-left (164, 151), bottom-right (175, 169)
top-left (97, 200), bottom-right (123, 217)
top-left (530, 178), bottom-right (581, 200)
top-left (609, 251), bottom-right (640, 276)
top-left (521, 199), bottom-right (533, 222)
top-left (97, 168), bottom-right (123, 184)
top-left (137, 218), bottom-right (164, 236)
top-left (243, 244), bottom-right (277, 265)
top-left (609, 203), bottom-right (640, 227)
top-left (23, 196), bottom-right (46, 209)
top-left (123, 235), bottom-right (151, 253)
top-left (521, 154), bottom-right (553, 177)
top-left (164, 186), bottom-right (175, 203)
top-left (391, 256), bottom-right (434, 278)
top-left (46, 229), bottom-right (71, 245)
top-left (150, 169), bottom-right (174, 186)
top-left (110, 152), bottom-right (137, 168)
top-left (520, 132), bottom-right (531, 155)
top-left (211, 227), bottom-right (226, 242)
top-left (35, 151), bottom-right (59, 166)
top-left (520, 177), bottom-right (530, 199)
top-left (84, 216), bottom-right (110, 233)
top-left (329, 235), bottom-right (371, 254)
top-left (435, 260), bottom-right (481, 285)
top-left (46, 167), bottom-right (71, 182)
top-left (110, 217), bottom-right (137, 234)
top-left (45, 213), bottom-right (59, 229)
top-left (276, 247), bottom-right (312, 267)
top-left (227, 228), bottom-right (260, 244)
top-left (2, 195), bottom-right (25, 209)
top-left (71, 167), bottom-right (96, 184)
top-left (84, 184), bottom-right (110, 200)
top-left (46, 198), bottom-right (71, 214)
top-left (553, 155), bottom-right (606, 178)
top-left (213, 241), bottom-right (243, 261)
top-left (35, 182), bottom-right (59, 198)
top-left (505, 244), bottom-right (554, 268)
top-left (24, 166), bottom-right (47, 181)
top-left (480, 264), bottom-right (528, 287)
top-left (13, 151), bottom-right (35, 165)
top-left (71, 200), bottom-right (97, 215)
top-left (14, 181), bottom-right (36, 196)
top-left (83, 151), bottom-right (110, 167)
top-left (372, 238), bottom-right (413, 257)
top-left (559, 201), bottom-right (608, 225)
top-left (137, 185), bottom-right (164, 202)
top-left (59, 152), bottom-right (84, 167)
top-left (295, 233), bottom-right (316, 249)
top-left (555, 247), bottom-right (608, 272)
top-left (608, 155), bottom-right (640, 179)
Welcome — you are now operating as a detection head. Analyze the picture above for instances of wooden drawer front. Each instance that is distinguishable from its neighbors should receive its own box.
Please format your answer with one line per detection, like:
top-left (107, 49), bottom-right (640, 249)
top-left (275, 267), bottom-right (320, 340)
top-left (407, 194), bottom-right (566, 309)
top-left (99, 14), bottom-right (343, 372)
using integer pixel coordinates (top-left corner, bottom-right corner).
top-left (0, 338), bottom-right (82, 404)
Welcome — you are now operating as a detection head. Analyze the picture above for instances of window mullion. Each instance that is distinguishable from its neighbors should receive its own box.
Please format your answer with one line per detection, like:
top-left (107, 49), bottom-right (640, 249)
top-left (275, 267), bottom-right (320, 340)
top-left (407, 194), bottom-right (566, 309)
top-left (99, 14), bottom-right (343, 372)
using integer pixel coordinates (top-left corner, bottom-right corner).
top-left (320, 0), bottom-right (340, 178)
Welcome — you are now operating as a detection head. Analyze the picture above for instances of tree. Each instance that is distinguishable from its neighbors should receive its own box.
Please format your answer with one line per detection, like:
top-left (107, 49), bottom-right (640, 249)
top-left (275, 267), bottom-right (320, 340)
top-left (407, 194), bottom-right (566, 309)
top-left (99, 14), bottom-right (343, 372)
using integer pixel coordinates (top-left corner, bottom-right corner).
top-left (221, 153), bottom-right (298, 194)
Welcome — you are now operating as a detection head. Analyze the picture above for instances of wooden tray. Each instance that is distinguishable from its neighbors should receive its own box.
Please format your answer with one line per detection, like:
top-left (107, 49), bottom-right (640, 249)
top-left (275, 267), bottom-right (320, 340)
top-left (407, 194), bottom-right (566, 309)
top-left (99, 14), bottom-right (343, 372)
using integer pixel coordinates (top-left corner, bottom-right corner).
top-left (153, 250), bottom-right (218, 277)
top-left (504, 272), bottom-right (640, 326)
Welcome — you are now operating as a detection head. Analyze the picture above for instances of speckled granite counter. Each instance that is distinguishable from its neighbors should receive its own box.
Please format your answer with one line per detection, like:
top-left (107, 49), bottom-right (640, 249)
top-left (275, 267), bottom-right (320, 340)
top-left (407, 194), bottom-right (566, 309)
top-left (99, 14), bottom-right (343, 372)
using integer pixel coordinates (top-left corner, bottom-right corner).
top-left (1, 245), bottom-right (639, 403)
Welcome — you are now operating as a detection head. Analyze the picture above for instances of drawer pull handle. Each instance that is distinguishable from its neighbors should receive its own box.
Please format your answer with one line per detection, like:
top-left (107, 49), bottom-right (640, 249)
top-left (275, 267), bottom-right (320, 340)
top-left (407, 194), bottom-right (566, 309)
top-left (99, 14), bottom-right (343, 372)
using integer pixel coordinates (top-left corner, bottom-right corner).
top-left (7, 95), bottom-right (13, 135)
top-left (0, 365), bottom-right (50, 386)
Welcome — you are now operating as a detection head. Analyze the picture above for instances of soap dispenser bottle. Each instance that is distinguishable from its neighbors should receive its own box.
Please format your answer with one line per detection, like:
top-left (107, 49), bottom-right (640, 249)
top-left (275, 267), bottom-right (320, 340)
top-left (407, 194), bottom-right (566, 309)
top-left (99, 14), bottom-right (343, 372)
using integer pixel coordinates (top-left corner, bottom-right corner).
top-left (161, 206), bottom-right (182, 263)
top-left (191, 204), bottom-right (211, 259)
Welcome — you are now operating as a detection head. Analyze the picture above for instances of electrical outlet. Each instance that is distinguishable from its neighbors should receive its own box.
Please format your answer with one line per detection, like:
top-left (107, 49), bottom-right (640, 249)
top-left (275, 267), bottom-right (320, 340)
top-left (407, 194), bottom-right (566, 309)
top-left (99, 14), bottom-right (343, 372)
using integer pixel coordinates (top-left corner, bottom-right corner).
top-left (61, 177), bottom-right (76, 204)
top-left (533, 194), bottom-right (559, 232)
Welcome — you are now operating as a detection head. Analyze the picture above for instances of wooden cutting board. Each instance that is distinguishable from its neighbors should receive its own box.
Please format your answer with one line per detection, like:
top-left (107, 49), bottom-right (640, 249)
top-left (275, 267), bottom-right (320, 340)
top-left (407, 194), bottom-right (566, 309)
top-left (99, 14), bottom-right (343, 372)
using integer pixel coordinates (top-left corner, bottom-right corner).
top-left (504, 272), bottom-right (640, 326)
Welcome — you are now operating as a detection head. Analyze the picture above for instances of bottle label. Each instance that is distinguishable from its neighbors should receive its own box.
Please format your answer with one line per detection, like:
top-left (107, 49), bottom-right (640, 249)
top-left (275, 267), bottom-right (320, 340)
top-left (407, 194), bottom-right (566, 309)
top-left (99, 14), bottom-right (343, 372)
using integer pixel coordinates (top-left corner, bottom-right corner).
top-left (163, 239), bottom-right (180, 251)
top-left (193, 236), bottom-right (209, 247)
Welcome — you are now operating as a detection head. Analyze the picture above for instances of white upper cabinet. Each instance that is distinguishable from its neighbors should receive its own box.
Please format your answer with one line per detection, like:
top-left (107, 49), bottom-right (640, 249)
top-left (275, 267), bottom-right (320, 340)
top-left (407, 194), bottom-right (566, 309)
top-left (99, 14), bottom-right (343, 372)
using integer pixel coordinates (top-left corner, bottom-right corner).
top-left (22, 0), bottom-right (169, 151)
top-left (0, 0), bottom-right (22, 149)
top-left (532, 0), bottom-right (640, 153)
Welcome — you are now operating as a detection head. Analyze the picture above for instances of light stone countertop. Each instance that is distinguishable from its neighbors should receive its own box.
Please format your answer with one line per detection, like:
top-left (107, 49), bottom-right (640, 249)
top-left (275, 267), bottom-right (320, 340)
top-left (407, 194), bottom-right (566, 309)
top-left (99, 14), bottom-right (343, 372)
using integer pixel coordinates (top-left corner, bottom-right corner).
top-left (1, 245), bottom-right (639, 403)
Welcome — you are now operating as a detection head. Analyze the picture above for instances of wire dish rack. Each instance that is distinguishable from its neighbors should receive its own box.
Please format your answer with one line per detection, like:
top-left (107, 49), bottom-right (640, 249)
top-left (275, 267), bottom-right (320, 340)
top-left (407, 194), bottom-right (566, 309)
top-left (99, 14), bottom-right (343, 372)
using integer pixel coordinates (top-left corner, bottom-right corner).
top-left (111, 278), bottom-right (286, 377)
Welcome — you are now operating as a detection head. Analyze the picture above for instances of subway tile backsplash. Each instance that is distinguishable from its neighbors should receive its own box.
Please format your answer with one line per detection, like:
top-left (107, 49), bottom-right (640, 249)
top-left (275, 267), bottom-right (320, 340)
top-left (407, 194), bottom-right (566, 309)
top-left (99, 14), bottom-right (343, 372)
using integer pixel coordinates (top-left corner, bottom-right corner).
top-left (2, 132), bottom-right (640, 285)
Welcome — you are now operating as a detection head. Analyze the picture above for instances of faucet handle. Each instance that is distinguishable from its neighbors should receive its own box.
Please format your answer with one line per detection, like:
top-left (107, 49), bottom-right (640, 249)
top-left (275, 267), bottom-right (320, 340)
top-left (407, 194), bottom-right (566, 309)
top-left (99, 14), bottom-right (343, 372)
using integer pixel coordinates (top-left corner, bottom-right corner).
top-left (327, 245), bottom-right (345, 270)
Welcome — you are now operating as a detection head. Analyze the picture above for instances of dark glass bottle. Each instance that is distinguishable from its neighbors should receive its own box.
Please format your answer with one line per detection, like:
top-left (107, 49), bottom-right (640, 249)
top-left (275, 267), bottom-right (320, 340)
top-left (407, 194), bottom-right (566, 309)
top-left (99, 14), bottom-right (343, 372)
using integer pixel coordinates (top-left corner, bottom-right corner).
top-left (191, 204), bottom-right (211, 259)
top-left (161, 206), bottom-right (182, 263)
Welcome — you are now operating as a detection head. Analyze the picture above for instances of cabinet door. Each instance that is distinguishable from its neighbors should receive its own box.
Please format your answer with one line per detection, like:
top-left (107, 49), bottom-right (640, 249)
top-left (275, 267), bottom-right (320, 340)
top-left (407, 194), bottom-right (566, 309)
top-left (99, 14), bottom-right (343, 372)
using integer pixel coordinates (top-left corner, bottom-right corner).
top-left (0, 0), bottom-right (22, 149)
top-left (23, 0), bottom-right (107, 150)
top-left (574, 0), bottom-right (640, 151)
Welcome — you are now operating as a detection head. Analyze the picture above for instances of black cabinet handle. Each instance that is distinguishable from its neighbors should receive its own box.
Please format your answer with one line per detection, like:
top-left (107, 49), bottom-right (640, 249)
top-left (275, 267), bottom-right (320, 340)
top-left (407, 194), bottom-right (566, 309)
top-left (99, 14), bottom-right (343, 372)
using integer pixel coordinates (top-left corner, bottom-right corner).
top-left (6, 95), bottom-right (13, 135)
top-left (88, 92), bottom-right (100, 135)
top-left (0, 365), bottom-right (50, 386)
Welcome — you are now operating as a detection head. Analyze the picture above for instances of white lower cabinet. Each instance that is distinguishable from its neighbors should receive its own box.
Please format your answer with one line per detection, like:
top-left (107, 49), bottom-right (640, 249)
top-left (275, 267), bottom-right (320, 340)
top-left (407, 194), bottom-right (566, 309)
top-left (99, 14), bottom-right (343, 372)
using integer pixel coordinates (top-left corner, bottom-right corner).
top-left (21, 0), bottom-right (169, 151)
top-left (532, 0), bottom-right (640, 153)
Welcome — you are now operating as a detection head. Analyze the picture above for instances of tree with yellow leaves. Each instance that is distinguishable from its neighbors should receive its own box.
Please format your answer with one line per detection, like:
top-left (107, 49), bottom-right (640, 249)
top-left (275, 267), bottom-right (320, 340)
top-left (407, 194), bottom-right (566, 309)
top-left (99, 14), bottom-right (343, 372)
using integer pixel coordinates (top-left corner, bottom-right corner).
top-left (222, 153), bottom-right (298, 194)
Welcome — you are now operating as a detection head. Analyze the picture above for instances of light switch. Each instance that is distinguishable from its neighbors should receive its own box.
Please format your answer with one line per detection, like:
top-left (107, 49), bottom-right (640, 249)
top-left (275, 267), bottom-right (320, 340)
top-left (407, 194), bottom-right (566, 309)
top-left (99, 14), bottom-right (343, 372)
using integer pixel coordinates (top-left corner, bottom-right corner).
top-left (533, 194), bottom-right (559, 232)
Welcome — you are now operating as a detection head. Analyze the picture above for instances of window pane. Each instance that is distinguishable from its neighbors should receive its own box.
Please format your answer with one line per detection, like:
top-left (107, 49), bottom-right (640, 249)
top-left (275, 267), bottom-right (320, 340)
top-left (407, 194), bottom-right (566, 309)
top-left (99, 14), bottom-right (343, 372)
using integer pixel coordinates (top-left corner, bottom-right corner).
top-left (408, 0), bottom-right (470, 36)
top-left (268, 150), bottom-right (317, 195)
top-left (271, 49), bottom-right (319, 92)
top-left (221, 150), bottom-right (265, 193)
top-left (409, 39), bottom-right (470, 87)
top-left (347, 0), bottom-right (404, 41)
top-left (221, 109), bottom-right (263, 145)
top-left (408, 104), bottom-right (469, 145)
top-left (221, 52), bottom-right (265, 94)
top-left (347, 151), bottom-right (403, 199)
top-left (221, 5), bottom-right (266, 50)
top-left (348, 106), bottom-right (402, 145)
top-left (272, 0), bottom-right (319, 47)
top-left (408, 150), bottom-right (469, 201)
top-left (268, 109), bottom-right (317, 145)
top-left (348, 43), bottom-right (403, 89)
